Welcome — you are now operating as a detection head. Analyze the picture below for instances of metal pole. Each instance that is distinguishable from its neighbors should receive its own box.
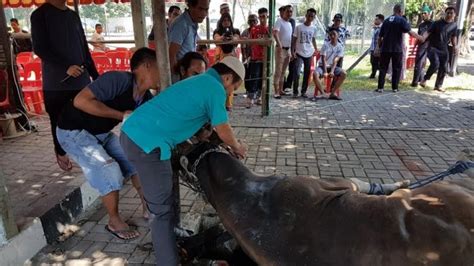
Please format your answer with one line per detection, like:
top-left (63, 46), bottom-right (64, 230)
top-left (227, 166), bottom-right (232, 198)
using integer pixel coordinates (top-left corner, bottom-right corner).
top-left (206, 17), bottom-right (210, 40)
top-left (263, 0), bottom-right (275, 117)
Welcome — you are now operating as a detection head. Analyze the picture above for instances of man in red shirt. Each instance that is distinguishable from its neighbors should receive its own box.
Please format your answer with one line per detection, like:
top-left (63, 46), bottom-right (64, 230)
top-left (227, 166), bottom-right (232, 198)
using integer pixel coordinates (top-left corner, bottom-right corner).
top-left (246, 7), bottom-right (269, 108)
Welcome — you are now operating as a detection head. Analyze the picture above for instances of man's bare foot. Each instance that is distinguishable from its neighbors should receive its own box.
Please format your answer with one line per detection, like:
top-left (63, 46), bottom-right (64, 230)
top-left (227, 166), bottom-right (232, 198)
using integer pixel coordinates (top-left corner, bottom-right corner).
top-left (56, 153), bottom-right (72, 171)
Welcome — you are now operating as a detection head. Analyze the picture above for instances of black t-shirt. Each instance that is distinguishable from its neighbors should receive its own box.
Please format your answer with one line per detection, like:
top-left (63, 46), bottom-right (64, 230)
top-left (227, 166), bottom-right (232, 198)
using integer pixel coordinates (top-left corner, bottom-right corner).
top-left (417, 20), bottom-right (433, 49)
top-left (427, 19), bottom-right (458, 52)
top-left (379, 15), bottom-right (411, 53)
top-left (57, 72), bottom-right (153, 135)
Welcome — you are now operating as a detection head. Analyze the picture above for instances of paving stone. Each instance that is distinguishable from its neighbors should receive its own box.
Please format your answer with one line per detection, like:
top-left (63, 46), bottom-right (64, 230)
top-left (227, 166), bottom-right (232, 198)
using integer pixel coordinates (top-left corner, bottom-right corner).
top-left (104, 243), bottom-right (137, 254)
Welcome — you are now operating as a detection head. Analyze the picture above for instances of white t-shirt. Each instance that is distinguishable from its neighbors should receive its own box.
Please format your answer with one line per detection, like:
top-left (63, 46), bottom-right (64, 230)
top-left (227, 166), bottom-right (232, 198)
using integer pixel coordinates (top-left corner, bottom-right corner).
top-left (319, 42), bottom-right (344, 67)
top-left (274, 18), bottom-right (292, 48)
top-left (293, 23), bottom-right (317, 58)
top-left (91, 32), bottom-right (106, 52)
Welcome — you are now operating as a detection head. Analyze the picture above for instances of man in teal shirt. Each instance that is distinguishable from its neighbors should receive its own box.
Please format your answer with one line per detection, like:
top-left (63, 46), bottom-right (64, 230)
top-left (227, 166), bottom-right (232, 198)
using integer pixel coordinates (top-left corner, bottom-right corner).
top-left (120, 56), bottom-right (247, 265)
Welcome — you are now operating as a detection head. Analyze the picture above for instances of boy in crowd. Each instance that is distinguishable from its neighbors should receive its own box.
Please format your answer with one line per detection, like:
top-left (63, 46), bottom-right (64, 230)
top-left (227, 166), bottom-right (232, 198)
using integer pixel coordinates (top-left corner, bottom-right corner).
top-left (10, 18), bottom-right (33, 54)
top-left (272, 5), bottom-right (293, 99)
top-left (291, 8), bottom-right (318, 98)
top-left (369, 14), bottom-right (384, 79)
top-left (246, 7), bottom-right (269, 107)
top-left (313, 29), bottom-right (346, 100)
top-left (91, 23), bottom-right (109, 52)
top-left (325, 13), bottom-right (350, 67)
top-left (411, 5), bottom-right (433, 87)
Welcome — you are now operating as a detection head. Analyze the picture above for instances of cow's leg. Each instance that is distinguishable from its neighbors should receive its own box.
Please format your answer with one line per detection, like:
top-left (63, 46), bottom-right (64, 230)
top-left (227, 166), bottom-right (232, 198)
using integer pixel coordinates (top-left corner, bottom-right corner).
top-left (350, 178), bottom-right (410, 195)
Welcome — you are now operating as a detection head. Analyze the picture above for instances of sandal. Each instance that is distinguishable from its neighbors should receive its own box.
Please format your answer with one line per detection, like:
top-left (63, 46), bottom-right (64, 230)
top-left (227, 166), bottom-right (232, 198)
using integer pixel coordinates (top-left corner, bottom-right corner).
top-left (56, 153), bottom-right (72, 171)
top-left (105, 224), bottom-right (140, 240)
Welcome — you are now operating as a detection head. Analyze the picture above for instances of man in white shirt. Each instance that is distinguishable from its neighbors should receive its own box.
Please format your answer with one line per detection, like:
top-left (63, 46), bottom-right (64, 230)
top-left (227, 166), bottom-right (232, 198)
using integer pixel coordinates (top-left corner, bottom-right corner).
top-left (291, 8), bottom-right (318, 98)
top-left (272, 5), bottom-right (293, 99)
top-left (91, 24), bottom-right (109, 52)
top-left (313, 29), bottom-right (346, 100)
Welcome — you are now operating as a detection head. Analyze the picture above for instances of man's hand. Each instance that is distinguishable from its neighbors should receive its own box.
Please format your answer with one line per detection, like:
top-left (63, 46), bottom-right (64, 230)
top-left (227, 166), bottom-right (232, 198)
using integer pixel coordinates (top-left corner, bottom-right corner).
top-left (67, 65), bottom-right (84, 78)
top-left (329, 71), bottom-right (335, 78)
top-left (122, 110), bottom-right (132, 121)
top-left (232, 140), bottom-right (248, 159)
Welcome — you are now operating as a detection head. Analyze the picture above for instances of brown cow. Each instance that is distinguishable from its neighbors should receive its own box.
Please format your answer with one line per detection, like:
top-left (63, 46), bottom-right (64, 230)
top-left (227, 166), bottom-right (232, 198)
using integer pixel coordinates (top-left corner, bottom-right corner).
top-left (181, 144), bottom-right (474, 266)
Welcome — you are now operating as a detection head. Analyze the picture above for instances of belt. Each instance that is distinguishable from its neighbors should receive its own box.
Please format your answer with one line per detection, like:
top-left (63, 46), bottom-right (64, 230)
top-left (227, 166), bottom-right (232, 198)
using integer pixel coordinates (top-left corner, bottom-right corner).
top-left (282, 47), bottom-right (290, 50)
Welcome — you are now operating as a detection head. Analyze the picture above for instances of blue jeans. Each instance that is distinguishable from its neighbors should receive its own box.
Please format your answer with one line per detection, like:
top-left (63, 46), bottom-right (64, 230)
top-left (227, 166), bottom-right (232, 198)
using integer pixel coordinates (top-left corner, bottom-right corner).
top-left (56, 128), bottom-right (137, 196)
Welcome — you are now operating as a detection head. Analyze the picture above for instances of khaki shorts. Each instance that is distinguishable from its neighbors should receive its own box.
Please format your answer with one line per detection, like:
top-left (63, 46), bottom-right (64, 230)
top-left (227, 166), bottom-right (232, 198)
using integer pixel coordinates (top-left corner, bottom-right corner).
top-left (273, 46), bottom-right (291, 87)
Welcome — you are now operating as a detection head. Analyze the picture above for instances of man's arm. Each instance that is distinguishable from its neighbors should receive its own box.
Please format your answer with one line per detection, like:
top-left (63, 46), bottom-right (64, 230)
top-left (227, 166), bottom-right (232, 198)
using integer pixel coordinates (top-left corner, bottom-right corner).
top-left (291, 35), bottom-right (297, 57)
top-left (321, 55), bottom-right (327, 74)
top-left (169, 42), bottom-right (181, 72)
top-left (330, 57), bottom-right (340, 75)
top-left (312, 37), bottom-right (318, 55)
top-left (214, 123), bottom-right (247, 158)
top-left (73, 87), bottom-right (126, 121)
top-left (273, 29), bottom-right (282, 47)
top-left (451, 33), bottom-right (458, 54)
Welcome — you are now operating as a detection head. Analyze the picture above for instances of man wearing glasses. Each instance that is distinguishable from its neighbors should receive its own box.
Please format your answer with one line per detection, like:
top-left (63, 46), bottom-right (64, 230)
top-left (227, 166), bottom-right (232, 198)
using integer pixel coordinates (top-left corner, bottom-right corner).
top-left (411, 5), bottom-right (433, 87)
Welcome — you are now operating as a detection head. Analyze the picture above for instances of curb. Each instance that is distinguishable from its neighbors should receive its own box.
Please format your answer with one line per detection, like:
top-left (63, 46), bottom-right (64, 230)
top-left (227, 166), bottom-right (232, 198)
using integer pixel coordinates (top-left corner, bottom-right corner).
top-left (0, 180), bottom-right (100, 265)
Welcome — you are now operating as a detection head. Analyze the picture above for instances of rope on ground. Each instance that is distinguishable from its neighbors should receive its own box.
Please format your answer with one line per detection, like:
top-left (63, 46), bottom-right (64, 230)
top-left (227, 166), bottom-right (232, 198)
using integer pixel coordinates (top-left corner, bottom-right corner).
top-left (408, 160), bottom-right (474, 189)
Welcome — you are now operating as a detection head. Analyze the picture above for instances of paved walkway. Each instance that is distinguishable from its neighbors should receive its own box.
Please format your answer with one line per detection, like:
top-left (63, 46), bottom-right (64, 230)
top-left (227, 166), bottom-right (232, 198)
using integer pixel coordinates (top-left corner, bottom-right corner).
top-left (0, 89), bottom-right (471, 265)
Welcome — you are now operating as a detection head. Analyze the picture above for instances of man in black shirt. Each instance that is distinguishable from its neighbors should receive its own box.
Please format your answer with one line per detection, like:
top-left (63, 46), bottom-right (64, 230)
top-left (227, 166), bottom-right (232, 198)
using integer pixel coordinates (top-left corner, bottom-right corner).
top-left (376, 4), bottom-right (421, 93)
top-left (419, 7), bottom-right (458, 92)
top-left (411, 6), bottom-right (433, 87)
top-left (56, 48), bottom-right (158, 240)
top-left (31, 0), bottom-right (99, 171)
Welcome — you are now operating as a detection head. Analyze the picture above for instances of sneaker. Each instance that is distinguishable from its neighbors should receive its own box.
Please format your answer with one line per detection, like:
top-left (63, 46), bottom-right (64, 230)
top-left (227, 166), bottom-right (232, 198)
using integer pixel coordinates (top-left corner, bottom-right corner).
top-left (392, 89), bottom-right (399, 93)
top-left (419, 80), bottom-right (426, 88)
top-left (434, 87), bottom-right (446, 92)
top-left (301, 93), bottom-right (308, 98)
top-left (410, 82), bottom-right (418, 87)
top-left (328, 94), bottom-right (342, 100)
top-left (374, 88), bottom-right (384, 93)
top-left (273, 94), bottom-right (281, 99)
top-left (369, 75), bottom-right (375, 79)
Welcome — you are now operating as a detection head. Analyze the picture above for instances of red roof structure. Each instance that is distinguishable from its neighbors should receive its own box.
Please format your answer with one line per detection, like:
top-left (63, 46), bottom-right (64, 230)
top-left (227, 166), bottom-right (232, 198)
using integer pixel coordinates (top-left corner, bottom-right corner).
top-left (2, 0), bottom-right (131, 8)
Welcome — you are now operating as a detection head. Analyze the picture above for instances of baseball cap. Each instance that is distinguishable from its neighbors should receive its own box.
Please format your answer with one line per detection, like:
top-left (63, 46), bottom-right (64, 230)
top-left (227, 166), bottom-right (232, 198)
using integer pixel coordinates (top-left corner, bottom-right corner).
top-left (220, 56), bottom-right (245, 81)
top-left (333, 13), bottom-right (343, 20)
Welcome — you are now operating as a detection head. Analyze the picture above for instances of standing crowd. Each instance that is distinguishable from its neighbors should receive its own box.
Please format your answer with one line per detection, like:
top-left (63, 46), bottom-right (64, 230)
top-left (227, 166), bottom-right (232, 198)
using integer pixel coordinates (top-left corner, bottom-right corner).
top-left (3, 0), bottom-right (460, 265)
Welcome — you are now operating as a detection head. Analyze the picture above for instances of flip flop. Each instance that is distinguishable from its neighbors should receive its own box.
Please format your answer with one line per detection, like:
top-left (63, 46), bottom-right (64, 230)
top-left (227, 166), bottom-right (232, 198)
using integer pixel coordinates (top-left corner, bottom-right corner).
top-left (56, 153), bottom-right (72, 171)
top-left (105, 225), bottom-right (139, 240)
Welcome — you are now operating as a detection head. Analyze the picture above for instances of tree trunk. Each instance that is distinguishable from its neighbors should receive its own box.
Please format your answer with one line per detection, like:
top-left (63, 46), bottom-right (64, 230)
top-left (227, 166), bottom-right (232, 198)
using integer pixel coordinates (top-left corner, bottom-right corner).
top-left (460, 0), bottom-right (473, 55)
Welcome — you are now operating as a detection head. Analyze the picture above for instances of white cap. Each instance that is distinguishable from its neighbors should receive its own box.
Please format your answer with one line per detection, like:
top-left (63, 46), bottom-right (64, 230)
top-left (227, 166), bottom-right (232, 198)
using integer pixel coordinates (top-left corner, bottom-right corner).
top-left (220, 56), bottom-right (245, 81)
top-left (220, 3), bottom-right (229, 10)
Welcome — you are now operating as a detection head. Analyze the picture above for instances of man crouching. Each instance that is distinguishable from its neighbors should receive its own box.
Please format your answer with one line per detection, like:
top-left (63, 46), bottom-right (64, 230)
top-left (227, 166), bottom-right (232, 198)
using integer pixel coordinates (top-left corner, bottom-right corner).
top-left (56, 48), bottom-right (158, 240)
